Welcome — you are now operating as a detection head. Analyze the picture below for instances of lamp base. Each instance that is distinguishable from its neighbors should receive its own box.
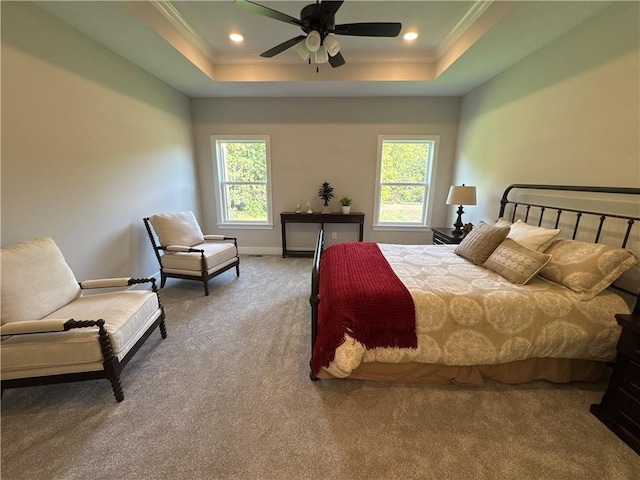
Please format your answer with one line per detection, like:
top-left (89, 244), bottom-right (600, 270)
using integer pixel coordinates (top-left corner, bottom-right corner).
top-left (452, 205), bottom-right (465, 235)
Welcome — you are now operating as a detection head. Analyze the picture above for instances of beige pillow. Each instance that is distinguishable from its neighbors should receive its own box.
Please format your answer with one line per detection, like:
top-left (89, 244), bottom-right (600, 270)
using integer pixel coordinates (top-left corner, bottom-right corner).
top-left (484, 238), bottom-right (552, 285)
top-left (150, 211), bottom-right (205, 247)
top-left (454, 221), bottom-right (510, 265)
top-left (507, 220), bottom-right (560, 252)
top-left (494, 217), bottom-right (513, 228)
top-left (539, 239), bottom-right (638, 300)
top-left (0, 237), bottom-right (81, 324)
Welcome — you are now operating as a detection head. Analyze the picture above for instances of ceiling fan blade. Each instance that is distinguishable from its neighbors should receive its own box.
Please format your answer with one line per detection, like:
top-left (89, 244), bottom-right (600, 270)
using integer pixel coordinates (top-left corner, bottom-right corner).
top-left (260, 35), bottom-right (307, 58)
top-left (234, 0), bottom-right (303, 27)
top-left (328, 51), bottom-right (346, 68)
top-left (333, 22), bottom-right (402, 37)
top-left (319, 1), bottom-right (344, 22)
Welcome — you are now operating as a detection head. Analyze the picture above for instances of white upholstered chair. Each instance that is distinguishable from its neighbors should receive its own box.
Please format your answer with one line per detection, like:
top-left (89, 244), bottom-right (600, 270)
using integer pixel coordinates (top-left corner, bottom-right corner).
top-left (0, 236), bottom-right (167, 402)
top-left (143, 211), bottom-right (240, 296)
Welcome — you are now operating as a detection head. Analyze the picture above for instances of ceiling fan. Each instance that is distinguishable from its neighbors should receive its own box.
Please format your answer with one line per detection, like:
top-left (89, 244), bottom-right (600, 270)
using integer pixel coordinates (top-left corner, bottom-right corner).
top-left (233, 0), bottom-right (402, 68)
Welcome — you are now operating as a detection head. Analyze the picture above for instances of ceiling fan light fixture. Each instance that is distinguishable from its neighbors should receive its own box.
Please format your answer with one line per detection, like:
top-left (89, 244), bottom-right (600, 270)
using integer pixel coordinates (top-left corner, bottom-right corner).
top-left (315, 45), bottom-right (328, 64)
top-left (323, 34), bottom-right (341, 57)
top-left (305, 30), bottom-right (321, 52)
top-left (296, 42), bottom-right (310, 60)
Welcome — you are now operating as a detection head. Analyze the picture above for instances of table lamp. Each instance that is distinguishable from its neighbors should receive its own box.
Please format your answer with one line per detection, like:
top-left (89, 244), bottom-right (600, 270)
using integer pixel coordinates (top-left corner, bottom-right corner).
top-left (446, 184), bottom-right (477, 235)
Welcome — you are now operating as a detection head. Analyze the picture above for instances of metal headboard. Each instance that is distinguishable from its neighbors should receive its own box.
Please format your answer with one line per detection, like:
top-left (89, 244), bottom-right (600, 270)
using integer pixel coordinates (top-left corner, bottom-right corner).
top-left (499, 184), bottom-right (639, 248)
top-left (498, 184), bottom-right (640, 313)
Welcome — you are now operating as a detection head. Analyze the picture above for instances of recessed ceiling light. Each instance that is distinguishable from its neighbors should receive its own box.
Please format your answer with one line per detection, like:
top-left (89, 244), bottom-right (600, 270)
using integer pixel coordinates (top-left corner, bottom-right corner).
top-left (229, 33), bottom-right (244, 42)
top-left (403, 31), bottom-right (418, 41)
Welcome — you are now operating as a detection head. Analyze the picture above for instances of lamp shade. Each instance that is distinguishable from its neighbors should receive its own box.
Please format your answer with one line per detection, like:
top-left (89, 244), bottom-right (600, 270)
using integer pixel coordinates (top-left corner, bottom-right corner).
top-left (315, 45), bottom-right (328, 64)
top-left (324, 34), bottom-right (341, 57)
top-left (446, 185), bottom-right (477, 206)
top-left (305, 30), bottom-right (321, 52)
top-left (296, 42), bottom-right (309, 60)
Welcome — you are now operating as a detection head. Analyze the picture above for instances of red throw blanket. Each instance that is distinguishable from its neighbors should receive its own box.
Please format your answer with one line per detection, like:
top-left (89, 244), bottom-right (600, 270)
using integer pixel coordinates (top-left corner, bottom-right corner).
top-left (312, 242), bottom-right (416, 374)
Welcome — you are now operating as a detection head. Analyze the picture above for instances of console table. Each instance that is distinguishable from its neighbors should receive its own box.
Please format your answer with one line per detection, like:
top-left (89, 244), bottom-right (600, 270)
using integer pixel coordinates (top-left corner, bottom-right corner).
top-left (280, 211), bottom-right (365, 258)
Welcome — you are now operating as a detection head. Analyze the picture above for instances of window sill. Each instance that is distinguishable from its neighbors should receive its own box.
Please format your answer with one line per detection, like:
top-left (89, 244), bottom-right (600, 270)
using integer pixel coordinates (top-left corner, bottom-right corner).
top-left (217, 223), bottom-right (274, 230)
top-left (372, 224), bottom-right (430, 232)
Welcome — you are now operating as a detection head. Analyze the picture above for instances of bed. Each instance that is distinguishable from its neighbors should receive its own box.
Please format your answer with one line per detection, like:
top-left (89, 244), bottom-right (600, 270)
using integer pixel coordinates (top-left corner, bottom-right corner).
top-left (309, 184), bottom-right (640, 386)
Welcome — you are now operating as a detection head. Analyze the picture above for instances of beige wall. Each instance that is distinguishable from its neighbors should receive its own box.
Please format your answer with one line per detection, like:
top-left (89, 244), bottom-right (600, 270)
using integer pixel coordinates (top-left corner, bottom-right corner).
top-left (1, 2), bottom-right (199, 280)
top-left (453, 2), bottom-right (640, 224)
top-left (192, 97), bottom-right (460, 252)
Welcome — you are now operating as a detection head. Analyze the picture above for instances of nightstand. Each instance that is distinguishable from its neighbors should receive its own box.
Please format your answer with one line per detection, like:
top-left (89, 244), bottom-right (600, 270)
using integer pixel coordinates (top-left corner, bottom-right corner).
top-left (590, 313), bottom-right (640, 455)
top-left (431, 227), bottom-right (465, 245)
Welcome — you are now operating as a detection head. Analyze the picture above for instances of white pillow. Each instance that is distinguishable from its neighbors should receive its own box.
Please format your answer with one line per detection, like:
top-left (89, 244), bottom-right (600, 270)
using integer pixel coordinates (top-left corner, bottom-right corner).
top-left (1, 237), bottom-right (81, 324)
top-left (150, 211), bottom-right (205, 247)
top-left (507, 220), bottom-right (560, 252)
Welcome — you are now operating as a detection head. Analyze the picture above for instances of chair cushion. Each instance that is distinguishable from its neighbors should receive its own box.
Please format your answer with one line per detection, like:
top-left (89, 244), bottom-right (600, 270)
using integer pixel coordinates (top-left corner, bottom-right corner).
top-left (1, 291), bottom-right (161, 377)
top-left (149, 211), bottom-right (205, 247)
top-left (160, 241), bottom-right (237, 272)
top-left (1, 237), bottom-right (81, 325)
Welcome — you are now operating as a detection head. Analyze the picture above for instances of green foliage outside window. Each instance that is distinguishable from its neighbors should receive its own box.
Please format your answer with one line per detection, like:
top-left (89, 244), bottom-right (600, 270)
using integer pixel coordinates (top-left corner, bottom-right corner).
top-left (220, 141), bottom-right (268, 222)
top-left (379, 142), bottom-right (430, 223)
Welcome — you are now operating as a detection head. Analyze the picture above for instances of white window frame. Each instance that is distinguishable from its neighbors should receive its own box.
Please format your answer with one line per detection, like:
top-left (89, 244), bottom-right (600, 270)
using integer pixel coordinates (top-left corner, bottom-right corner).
top-left (212, 135), bottom-right (273, 229)
top-left (373, 135), bottom-right (439, 231)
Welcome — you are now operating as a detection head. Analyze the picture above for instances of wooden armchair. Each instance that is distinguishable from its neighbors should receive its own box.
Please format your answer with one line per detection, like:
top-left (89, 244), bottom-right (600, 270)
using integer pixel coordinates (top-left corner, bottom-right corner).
top-left (143, 211), bottom-right (240, 296)
top-left (1, 237), bottom-right (167, 402)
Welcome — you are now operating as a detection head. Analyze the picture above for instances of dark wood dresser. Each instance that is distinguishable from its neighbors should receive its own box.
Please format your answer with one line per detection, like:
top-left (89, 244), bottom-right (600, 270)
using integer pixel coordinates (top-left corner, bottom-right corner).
top-left (590, 313), bottom-right (640, 455)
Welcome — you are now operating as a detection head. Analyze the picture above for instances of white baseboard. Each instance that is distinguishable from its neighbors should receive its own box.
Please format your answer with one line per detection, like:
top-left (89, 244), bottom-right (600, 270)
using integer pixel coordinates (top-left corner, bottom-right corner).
top-left (238, 246), bottom-right (282, 256)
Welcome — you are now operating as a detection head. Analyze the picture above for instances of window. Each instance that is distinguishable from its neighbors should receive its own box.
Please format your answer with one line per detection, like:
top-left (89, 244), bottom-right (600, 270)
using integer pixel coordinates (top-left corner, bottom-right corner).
top-left (212, 136), bottom-right (273, 227)
top-left (373, 135), bottom-right (439, 229)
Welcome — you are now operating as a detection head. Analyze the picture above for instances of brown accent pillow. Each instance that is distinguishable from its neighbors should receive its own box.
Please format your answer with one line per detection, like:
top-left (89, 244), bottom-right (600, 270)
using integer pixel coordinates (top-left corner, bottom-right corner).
top-left (484, 238), bottom-right (552, 285)
top-left (454, 221), bottom-right (510, 265)
top-left (539, 239), bottom-right (638, 300)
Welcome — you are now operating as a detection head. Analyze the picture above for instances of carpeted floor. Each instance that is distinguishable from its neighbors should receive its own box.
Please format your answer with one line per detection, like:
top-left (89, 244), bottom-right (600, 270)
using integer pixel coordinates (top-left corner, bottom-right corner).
top-left (1, 255), bottom-right (638, 479)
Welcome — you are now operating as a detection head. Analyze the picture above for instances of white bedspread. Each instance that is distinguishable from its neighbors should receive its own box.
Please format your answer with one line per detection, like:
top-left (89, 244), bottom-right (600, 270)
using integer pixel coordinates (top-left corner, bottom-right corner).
top-left (325, 244), bottom-right (630, 378)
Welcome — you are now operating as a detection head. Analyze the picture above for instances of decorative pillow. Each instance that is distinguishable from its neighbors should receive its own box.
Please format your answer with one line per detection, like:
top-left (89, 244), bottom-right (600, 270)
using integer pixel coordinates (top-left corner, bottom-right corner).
top-left (454, 221), bottom-right (510, 265)
top-left (506, 220), bottom-right (560, 252)
top-left (149, 211), bottom-right (205, 247)
top-left (494, 217), bottom-right (513, 228)
top-left (0, 237), bottom-right (81, 324)
top-left (484, 238), bottom-right (552, 285)
top-left (539, 239), bottom-right (638, 300)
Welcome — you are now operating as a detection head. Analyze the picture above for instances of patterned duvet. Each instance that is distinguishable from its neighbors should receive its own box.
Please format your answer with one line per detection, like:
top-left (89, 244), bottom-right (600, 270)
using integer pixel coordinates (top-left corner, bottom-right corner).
top-left (324, 244), bottom-right (631, 378)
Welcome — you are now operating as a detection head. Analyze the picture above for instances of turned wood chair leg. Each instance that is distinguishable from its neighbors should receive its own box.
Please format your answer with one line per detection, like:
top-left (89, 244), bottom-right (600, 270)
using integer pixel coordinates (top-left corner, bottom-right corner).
top-left (159, 319), bottom-right (168, 339)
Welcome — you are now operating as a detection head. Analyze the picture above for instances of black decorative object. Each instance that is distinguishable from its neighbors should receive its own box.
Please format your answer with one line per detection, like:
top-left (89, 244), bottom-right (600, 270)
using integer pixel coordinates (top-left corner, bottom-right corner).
top-left (318, 181), bottom-right (334, 210)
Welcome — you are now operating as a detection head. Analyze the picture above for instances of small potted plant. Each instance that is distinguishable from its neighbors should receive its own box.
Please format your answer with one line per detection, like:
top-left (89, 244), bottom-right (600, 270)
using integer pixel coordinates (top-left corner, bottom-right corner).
top-left (339, 196), bottom-right (352, 214)
top-left (318, 181), bottom-right (334, 214)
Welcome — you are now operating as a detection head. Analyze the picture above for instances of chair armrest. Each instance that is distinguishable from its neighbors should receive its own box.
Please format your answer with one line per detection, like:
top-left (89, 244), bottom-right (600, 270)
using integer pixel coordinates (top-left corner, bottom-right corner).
top-left (1, 319), bottom-right (111, 337)
top-left (164, 245), bottom-right (204, 253)
top-left (204, 235), bottom-right (237, 241)
top-left (80, 277), bottom-right (157, 289)
top-left (1, 319), bottom-right (72, 335)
